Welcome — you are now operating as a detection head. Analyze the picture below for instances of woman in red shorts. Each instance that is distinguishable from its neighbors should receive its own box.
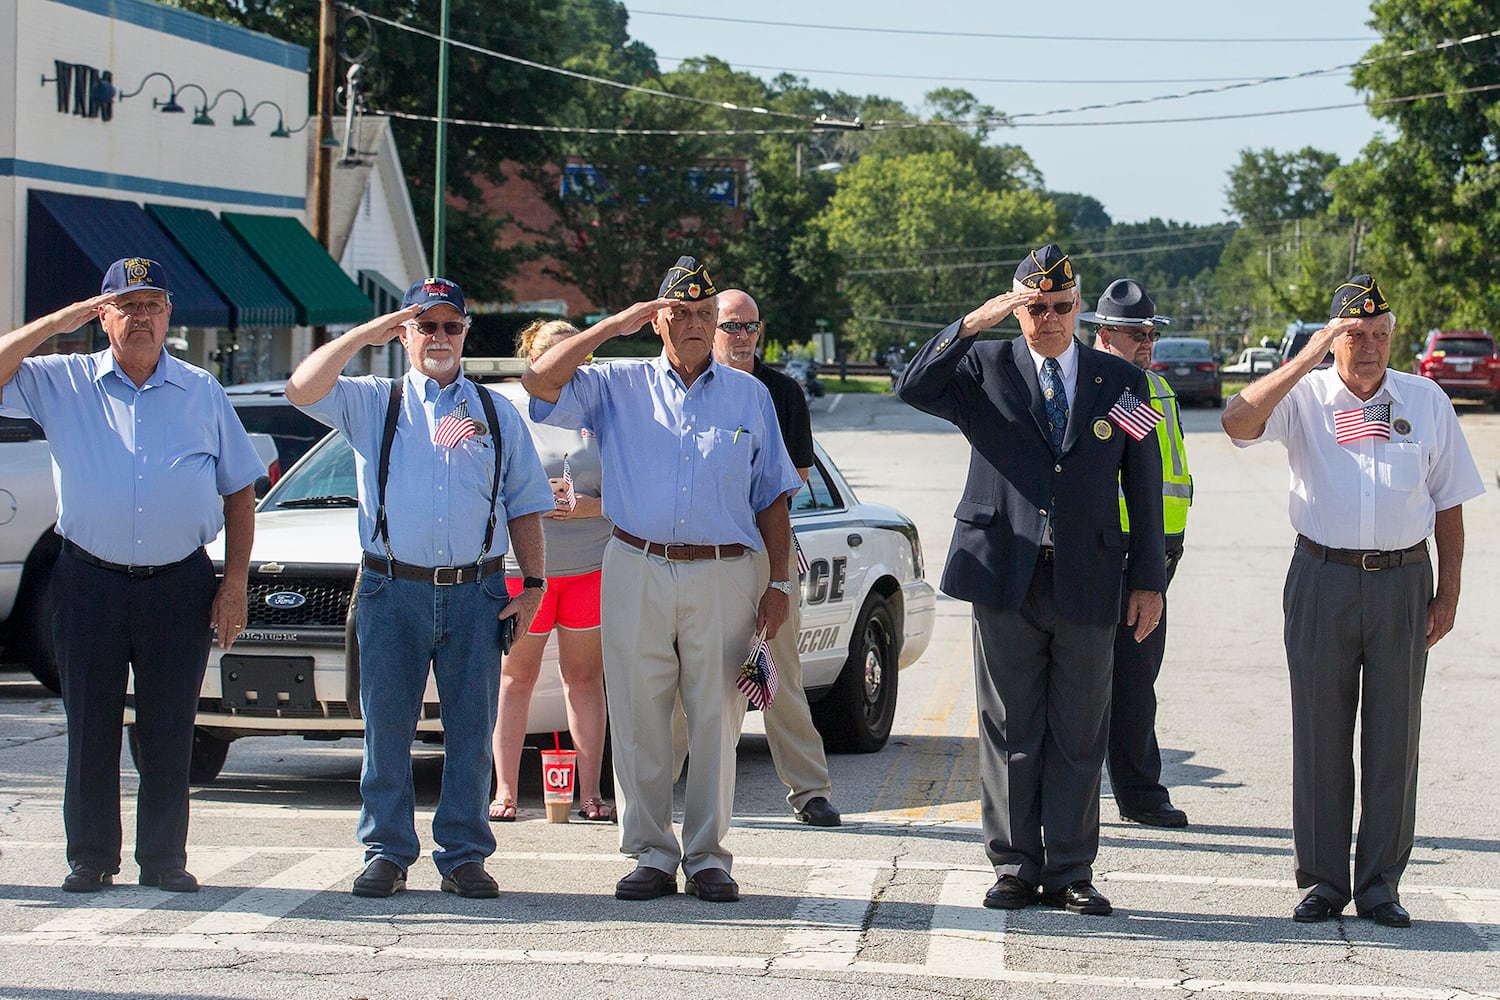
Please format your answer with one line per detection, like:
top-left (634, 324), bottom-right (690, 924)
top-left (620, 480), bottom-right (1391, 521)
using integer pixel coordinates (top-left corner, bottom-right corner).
top-left (490, 320), bottom-right (615, 822)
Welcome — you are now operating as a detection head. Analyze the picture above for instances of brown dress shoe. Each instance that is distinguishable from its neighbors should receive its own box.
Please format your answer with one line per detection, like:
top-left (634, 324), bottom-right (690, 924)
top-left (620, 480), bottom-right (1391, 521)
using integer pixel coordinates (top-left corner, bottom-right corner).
top-left (614, 865), bottom-right (677, 900)
top-left (685, 867), bottom-right (740, 902)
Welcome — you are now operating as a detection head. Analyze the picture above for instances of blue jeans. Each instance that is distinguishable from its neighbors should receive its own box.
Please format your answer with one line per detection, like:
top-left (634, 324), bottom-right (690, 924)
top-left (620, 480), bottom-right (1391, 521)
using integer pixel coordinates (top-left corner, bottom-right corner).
top-left (354, 567), bottom-right (508, 875)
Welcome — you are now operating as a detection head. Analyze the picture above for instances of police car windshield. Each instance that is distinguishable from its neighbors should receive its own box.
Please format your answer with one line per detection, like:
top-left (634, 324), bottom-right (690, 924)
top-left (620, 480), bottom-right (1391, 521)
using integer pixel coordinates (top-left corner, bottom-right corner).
top-left (262, 432), bottom-right (358, 511)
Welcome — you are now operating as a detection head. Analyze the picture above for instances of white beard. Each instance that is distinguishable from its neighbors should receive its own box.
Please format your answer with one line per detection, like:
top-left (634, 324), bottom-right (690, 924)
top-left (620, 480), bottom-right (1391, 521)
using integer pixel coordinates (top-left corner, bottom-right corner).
top-left (420, 353), bottom-right (456, 377)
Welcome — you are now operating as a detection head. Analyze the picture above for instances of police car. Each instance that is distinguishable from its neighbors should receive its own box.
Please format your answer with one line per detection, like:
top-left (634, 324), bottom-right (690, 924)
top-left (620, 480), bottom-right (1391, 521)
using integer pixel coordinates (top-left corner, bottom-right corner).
top-left (139, 379), bottom-right (936, 783)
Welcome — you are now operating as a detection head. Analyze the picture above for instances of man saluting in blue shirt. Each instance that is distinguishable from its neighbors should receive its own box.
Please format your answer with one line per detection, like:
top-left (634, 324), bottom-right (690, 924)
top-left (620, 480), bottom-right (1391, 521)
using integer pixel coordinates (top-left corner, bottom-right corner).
top-left (0, 258), bottom-right (264, 895)
top-left (524, 257), bottom-right (802, 904)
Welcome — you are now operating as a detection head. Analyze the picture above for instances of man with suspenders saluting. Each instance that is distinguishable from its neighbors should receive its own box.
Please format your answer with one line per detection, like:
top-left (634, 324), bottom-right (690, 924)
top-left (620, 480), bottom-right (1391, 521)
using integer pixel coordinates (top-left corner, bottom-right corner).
top-left (286, 278), bottom-right (554, 900)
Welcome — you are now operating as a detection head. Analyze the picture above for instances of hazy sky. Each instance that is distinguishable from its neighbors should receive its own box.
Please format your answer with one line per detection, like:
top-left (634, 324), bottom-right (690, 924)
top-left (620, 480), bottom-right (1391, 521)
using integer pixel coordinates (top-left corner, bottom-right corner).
top-left (619, 0), bottom-right (1389, 226)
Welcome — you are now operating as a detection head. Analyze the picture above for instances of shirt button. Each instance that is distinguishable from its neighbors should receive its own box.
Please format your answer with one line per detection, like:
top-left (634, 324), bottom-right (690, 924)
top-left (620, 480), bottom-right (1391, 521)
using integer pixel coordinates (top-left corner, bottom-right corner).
top-left (137, 507), bottom-right (143, 513)
top-left (683, 456), bottom-right (689, 462)
top-left (1054, 464), bottom-right (1062, 473)
top-left (137, 475), bottom-right (143, 480)
top-left (1039, 508), bottom-right (1048, 517)
top-left (136, 539), bottom-right (143, 545)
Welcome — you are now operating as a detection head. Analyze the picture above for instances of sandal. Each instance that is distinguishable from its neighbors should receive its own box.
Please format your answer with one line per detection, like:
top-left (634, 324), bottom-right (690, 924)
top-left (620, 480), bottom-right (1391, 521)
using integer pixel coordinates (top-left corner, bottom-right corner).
top-left (577, 798), bottom-right (616, 823)
top-left (489, 798), bottom-right (517, 822)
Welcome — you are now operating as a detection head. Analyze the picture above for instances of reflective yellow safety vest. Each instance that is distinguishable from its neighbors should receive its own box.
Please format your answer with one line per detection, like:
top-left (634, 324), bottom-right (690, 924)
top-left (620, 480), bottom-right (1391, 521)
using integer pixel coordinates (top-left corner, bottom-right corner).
top-left (1120, 368), bottom-right (1192, 537)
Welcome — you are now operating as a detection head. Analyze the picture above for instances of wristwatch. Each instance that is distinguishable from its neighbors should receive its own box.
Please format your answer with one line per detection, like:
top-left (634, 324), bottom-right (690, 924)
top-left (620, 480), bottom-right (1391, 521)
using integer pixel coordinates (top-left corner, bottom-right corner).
top-left (767, 579), bottom-right (793, 596)
top-left (522, 576), bottom-right (547, 591)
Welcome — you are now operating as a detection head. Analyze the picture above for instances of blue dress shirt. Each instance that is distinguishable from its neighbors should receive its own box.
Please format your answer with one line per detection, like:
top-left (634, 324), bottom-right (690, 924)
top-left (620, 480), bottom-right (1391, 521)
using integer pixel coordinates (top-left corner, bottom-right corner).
top-left (299, 369), bottom-right (554, 566)
top-left (532, 353), bottom-right (802, 549)
top-left (0, 348), bottom-right (264, 565)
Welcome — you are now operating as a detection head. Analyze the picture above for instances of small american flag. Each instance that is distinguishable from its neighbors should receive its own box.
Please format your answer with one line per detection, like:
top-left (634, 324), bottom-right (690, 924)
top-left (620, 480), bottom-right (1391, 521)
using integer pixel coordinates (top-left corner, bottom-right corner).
top-left (1107, 389), bottom-right (1165, 441)
top-left (434, 399), bottom-right (478, 448)
top-left (1334, 402), bottom-right (1392, 445)
top-left (558, 453), bottom-right (577, 512)
top-left (793, 532), bottom-right (809, 580)
top-left (736, 628), bottom-right (779, 711)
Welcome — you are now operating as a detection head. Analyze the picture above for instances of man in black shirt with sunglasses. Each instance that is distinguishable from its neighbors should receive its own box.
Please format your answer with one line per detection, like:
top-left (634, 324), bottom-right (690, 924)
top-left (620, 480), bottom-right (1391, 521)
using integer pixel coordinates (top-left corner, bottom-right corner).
top-left (897, 245), bottom-right (1166, 917)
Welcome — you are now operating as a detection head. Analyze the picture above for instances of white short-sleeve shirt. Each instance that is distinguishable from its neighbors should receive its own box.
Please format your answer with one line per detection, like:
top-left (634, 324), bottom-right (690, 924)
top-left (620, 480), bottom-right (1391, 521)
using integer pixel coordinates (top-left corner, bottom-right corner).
top-left (1232, 367), bottom-right (1483, 550)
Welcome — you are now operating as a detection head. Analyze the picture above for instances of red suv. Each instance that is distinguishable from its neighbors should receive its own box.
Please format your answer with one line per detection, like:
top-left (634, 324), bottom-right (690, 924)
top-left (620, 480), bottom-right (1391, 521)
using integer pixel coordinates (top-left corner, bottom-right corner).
top-left (1415, 329), bottom-right (1500, 409)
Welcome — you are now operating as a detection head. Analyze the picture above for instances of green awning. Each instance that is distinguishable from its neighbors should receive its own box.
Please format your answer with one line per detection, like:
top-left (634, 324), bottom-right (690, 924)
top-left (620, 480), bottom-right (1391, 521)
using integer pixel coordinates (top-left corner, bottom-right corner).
top-left (147, 204), bottom-right (298, 329)
top-left (359, 269), bottom-right (406, 315)
top-left (221, 212), bottom-right (374, 326)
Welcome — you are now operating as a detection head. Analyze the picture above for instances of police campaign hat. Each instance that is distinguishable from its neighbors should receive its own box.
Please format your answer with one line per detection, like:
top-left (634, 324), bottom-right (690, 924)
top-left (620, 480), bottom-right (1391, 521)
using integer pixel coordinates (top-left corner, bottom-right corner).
top-left (1014, 243), bottom-right (1076, 292)
top-left (402, 276), bottom-right (469, 316)
top-left (1078, 278), bottom-right (1173, 328)
top-left (658, 255), bottom-right (717, 300)
top-left (101, 257), bottom-right (170, 297)
top-left (1329, 274), bottom-right (1390, 320)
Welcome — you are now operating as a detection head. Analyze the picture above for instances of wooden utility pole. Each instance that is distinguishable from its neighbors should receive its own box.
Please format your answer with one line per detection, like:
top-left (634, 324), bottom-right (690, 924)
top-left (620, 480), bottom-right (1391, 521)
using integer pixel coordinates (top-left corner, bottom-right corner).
top-left (311, 0), bottom-right (337, 346)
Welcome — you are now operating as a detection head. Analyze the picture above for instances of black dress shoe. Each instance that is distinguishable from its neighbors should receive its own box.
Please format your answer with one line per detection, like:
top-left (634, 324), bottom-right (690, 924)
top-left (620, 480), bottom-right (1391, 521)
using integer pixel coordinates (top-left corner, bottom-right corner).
top-left (795, 796), bottom-right (843, 827)
top-left (1039, 881), bottom-right (1113, 915)
top-left (62, 864), bottom-right (113, 893)
top-left (1119, 804), bottom-right (1189, 828)
top-left (614, 865), bottom-right (677, 900)
top-left (440, 861), bottom-right (499, 899)
top-left (352, 858), bottom-right (407, 898)
top-left (982, 875), bottom-right (1037, 910)
top-left (1293, 894), bottom-right (1341, 923)
top-left (1359, 901), bottom-right (1412, 928)
top-left (685, 867), bottom-right (740, 902)
top-left (140, 868), bottom-right (199, 893)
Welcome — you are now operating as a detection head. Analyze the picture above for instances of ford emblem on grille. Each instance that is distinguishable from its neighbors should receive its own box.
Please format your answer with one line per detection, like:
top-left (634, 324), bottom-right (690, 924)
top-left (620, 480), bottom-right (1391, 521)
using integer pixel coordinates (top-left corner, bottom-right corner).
top-left (265, 591), bottom-right (307, 609)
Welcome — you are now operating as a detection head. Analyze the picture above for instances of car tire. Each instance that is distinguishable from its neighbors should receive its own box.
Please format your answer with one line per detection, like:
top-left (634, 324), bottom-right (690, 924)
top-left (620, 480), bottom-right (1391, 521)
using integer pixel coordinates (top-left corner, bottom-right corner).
top-left (813, 595), bottom-right (898, 754)
top-left (11, 541), bottom-right (60, 694)
top-left (126, 724), bottom-right (232, 785)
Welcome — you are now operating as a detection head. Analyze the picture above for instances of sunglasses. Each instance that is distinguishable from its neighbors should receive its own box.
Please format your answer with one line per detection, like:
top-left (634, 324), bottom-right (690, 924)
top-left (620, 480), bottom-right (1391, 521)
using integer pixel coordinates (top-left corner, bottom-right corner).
top-left (409, 320), bottom-right (468, 337)
top-left (1110, 327), bottom-right (1160, 343)
top-left (1025, 300), bottom-right (1076, 317)
top-left (107, 299), bottom-right (169, 316)
top-left (717, 321), bottom-right (762, 335)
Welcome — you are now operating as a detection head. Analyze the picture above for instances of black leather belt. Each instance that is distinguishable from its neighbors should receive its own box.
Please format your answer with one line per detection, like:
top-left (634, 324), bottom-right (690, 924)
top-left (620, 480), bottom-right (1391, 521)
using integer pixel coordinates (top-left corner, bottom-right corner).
top-left (1296, 535), bottom-right (1427, 572)
top-left (362, 552), bottom-right (507, 585)
top-left (612, 527), bottom-right (748, 562)
top-left (63, 539), bottom-right (199, 579)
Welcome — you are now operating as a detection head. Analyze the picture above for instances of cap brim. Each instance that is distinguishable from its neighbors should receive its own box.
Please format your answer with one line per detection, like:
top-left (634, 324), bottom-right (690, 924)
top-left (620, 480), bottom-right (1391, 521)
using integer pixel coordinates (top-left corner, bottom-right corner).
top-left (412, 300), bottom-right (466, 316)
top-left (109, 283), bottom-right (171, 298)
top-left (1078, 311), bottom-right (1155, 328)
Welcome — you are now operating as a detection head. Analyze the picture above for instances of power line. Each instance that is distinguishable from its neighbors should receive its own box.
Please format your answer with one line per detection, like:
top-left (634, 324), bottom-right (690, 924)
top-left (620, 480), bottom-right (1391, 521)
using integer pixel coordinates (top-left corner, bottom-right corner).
top-left (372, 109), bottom-right (827, 136)
top-left (845, 240), bottom-right (1240, 278)
top-left (628, 9), bottom-right (1378, 44)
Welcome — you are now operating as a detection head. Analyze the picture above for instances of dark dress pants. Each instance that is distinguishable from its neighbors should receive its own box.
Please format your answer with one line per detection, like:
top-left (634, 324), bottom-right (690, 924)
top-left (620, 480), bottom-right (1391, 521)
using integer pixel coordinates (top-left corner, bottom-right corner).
top-left (52, 546), bottom-right (214, 874)
top-left (1106, 543), bottom-right (1182, 813)
top-left (973, 557), bottom-right (1116, 891)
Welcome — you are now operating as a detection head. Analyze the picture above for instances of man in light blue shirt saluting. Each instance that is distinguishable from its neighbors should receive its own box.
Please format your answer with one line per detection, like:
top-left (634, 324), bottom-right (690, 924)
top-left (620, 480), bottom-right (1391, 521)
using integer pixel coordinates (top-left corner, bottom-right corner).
top-left (524, 257), bottom-right (802, 904)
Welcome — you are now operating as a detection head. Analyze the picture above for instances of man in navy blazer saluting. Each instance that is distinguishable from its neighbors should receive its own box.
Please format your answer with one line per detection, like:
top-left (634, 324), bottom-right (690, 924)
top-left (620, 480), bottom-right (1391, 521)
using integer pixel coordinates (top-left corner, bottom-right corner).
top-left (897, 244), bottom-right (1166, 916)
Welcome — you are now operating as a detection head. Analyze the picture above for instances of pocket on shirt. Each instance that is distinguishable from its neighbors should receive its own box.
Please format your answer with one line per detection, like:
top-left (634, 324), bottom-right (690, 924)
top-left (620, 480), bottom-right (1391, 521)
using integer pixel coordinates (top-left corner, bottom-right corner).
top-left (456, 437), bottom-right (499, 498)
top-left (702, 428), bottom-right (752, 486)
top-left (1380, 442), bottom-right (1423, 492)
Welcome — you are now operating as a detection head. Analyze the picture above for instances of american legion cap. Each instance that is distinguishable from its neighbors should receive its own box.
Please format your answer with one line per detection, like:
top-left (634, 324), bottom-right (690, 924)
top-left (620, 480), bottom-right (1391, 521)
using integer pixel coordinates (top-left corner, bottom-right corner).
top-left (101, 257), bottom-right (171, 297)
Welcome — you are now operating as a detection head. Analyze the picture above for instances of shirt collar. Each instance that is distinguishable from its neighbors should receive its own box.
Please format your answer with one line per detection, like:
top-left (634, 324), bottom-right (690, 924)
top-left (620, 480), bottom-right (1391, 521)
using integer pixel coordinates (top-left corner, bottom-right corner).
top-left (93, 347), bottom-right (184, 390)
top-left (406, 365), bottom-right (470, 403)
top-left (651, 349), bottom-right (719, 390)
top-left (1314, 365), bottom-right (1403, 408)
top-left (1026, 338), bottom-right (1079, 381)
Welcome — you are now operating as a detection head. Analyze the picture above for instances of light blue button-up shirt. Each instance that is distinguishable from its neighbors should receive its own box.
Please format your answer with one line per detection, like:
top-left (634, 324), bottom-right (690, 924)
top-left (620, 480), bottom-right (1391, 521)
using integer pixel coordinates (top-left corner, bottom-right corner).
top-left (299, 369), bottom-right (554, 566)
top-left (0, 348), bottom-right (264, 565)
top-left (532, 353), bottom-right (802, 549)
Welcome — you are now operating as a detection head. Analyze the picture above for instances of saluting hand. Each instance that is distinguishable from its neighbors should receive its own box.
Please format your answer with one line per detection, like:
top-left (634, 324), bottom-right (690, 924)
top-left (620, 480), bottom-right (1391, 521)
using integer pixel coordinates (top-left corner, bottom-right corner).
top-left (1125, 589), bottom-right (1164, 643)
top-left (354, 305), bottom-right (422, 346)
top-left (960, 289), bottom-right (1041, 337)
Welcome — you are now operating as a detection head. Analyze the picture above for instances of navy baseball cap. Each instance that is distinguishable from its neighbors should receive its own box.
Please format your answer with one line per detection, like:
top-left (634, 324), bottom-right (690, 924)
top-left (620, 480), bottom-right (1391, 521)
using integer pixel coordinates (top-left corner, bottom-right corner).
top-left (101, 257), bottom-right (171, 297)
top-left (402, 277), bottom-right (468, 316)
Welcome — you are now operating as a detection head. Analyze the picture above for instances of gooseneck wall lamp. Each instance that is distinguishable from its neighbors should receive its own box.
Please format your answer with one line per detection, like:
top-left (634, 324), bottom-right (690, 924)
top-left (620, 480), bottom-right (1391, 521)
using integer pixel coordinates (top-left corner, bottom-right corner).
top-left (204, 88), bottom-right (256, 127)
top-left (119, 72), bottom-right (310, 139)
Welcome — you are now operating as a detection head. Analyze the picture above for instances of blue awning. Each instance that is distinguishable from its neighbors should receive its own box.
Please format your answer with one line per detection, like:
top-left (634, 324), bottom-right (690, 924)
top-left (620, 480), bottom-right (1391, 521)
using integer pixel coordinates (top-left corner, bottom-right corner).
top-left (26, 189), bottom-right (230, 328)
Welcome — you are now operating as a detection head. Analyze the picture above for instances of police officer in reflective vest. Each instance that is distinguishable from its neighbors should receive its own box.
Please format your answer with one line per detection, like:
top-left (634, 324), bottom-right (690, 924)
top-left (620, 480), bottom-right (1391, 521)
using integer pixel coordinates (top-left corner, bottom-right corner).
top-left (1083, 278), bottom-right (1193, 828)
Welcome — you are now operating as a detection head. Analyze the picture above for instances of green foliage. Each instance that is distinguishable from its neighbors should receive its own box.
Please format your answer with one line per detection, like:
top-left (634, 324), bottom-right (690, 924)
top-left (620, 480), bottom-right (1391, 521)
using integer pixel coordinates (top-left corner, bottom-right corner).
top-left (1225, 148), bottom-right (1341, 227)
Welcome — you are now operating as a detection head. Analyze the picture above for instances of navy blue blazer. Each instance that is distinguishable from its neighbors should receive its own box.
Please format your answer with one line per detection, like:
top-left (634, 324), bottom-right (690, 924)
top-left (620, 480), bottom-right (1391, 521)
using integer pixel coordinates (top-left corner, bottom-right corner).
top-left (896, 323), bottom-right (1167, 625)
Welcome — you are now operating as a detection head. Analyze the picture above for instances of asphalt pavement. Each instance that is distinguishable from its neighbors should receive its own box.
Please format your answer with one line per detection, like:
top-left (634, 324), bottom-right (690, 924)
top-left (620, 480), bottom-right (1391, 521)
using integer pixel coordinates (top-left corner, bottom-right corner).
top-left (0, 389), bottom-right (1497, 999)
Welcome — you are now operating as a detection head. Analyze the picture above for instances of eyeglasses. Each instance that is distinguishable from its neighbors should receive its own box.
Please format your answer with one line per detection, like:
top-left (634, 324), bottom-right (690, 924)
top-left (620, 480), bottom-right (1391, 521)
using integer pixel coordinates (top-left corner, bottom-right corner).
top-left (1025, 300), bottom-right (1076, 317)
top-left (107, 299), bottom-right (168, 316)
top-left (717, 321), bottom-right (762, 335)
top-left (1110, 327), bottom-right (1160, 343)
top-left (409, 320), bottom-right (468, 337)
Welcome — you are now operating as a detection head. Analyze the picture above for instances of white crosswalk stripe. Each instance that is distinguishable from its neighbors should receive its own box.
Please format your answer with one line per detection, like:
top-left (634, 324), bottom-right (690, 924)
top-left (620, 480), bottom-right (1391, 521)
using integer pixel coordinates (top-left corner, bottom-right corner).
top-left (923, 867), bottom-right (1007, 975)
top-left (771, 864), bottom-right (880, 970)
top-left (27, 848), bottom-right (253, 938)
top-left (175, 850), bottom-right (361, 937)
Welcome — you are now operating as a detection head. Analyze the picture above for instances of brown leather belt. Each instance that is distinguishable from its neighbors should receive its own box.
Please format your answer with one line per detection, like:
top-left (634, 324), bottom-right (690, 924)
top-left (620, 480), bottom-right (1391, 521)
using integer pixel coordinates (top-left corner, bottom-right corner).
top-left (64, 539), bottom-right (200, 579)
top-left (362, 552), bottom-right (507, 585)
top-left (1296, 535), bottom-right (1427, 572)
top-left (612, 527), bottom-right (747, 562)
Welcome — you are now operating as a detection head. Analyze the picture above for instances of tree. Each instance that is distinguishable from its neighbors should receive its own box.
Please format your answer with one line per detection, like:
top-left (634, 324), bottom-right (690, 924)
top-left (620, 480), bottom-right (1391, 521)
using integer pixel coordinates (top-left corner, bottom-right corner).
top-left (1225, 147), bottom-right (1341, 228)
top-left (1331, 0), bottom-right (1500, 334)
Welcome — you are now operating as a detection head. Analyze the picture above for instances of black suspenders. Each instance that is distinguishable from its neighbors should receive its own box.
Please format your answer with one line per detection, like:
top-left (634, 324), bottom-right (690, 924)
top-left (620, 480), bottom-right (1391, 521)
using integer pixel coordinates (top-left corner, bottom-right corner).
top-left (371, 378), bottom-right (504, 569)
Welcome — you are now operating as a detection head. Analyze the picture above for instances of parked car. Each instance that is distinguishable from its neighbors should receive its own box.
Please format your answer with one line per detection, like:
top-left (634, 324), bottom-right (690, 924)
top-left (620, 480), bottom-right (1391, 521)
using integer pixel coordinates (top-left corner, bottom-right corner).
top-left (224, 381), bottom-right (329, 473)
top-left (138, 380), bottom-right (938, 782)
top-left (1414, 329), bottom-right (1500, 408)
top-left (1221, 347), bottom-right (1282, 380)
top-left (1280, 320), bottom-right (1334, 369)
top-left (781, 359), bottom-right (826, 399)
top-left (0, 418), bottom-right (276, 692)
top-left (1150, 338), bottom-right (1222, 407)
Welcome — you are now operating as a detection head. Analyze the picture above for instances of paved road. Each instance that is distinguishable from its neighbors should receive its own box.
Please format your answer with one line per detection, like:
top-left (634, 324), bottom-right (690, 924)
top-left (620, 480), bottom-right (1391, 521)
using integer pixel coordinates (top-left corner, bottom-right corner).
top-left (1, 390), bottom-right (1497, 999)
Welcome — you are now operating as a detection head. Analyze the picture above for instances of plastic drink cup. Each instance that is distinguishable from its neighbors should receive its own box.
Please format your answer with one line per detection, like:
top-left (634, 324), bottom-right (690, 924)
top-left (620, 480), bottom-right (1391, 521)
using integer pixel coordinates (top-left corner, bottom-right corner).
top-left (540, 748), bottom-right (576, 823)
